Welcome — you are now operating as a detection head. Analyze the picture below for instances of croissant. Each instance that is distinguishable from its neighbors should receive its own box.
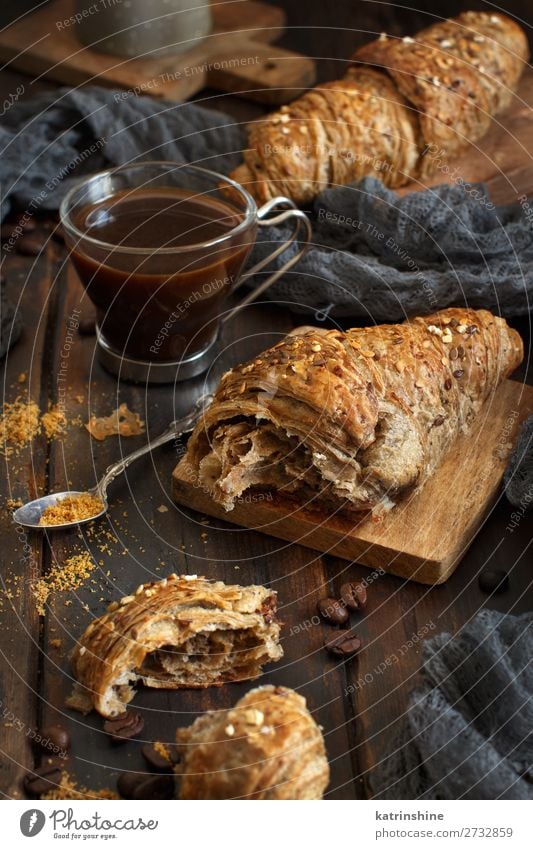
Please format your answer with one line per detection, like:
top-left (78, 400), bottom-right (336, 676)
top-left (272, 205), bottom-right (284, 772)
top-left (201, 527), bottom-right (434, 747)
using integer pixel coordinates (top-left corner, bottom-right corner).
top-left (182, 309), bottom-right (523, 517)
top-left (67, 576), bottom-right (283, 717)
top-left (231, 11), bottom-right (528, 203)
top-left (174, 685), bottom-right (330, 799)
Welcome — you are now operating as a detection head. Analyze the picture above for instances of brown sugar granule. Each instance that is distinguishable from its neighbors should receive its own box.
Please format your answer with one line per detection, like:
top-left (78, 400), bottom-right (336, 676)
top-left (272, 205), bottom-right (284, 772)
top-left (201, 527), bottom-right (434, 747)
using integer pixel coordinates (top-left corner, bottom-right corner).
top-left (41, 404), bottom-right (67, 439)
top-left (39, 492), bottom-right (104, 526)
top-left (154, 741), bottom-right (172, 762)
top-left (85, 403), bottom-right (145, 441)
top-left (0, 397), bottom-right (40, 457)
top-left (40, 771), bottom-right (118, 800)
top-left (31, 551), bottom-right (96, 616)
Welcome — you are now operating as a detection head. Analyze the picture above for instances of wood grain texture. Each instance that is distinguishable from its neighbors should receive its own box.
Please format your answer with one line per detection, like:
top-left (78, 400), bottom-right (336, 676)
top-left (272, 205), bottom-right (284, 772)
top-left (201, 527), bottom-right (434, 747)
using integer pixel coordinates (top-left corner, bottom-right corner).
top-left (0, 247), bottom-right (61, 798)
top-left (0, 0), bottom-right (315, 104)
top-left (1, 0), bottom-right (533, 801)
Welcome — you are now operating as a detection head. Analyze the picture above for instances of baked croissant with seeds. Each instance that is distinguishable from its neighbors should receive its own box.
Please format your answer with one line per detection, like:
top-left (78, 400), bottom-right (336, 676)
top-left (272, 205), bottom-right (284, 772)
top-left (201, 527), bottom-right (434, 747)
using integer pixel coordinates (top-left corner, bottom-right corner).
top-left (231, 11), bottom-right (528, 203)
top-left (181, 309), bottom-right (522, 518)
top-left (67, 576), bottom-right (283, 718)
top-left (174, 685), bottom-right (329, 799)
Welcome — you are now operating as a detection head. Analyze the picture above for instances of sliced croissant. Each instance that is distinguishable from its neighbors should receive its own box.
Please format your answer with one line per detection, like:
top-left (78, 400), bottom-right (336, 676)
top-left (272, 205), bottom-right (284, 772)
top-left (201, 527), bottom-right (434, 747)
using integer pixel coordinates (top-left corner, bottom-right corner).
top-left (183, 308), bottom-right (523, 518)
top-left (175, 685), bottom-right (330, 799)
top-left (67, 576), bottom-right (283, 717)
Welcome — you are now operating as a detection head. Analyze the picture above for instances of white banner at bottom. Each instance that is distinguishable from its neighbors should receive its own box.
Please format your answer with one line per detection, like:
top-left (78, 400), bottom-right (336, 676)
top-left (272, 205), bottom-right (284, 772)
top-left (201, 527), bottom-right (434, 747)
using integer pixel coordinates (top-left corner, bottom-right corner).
top-left (4, 799), bottom-right (531, 848)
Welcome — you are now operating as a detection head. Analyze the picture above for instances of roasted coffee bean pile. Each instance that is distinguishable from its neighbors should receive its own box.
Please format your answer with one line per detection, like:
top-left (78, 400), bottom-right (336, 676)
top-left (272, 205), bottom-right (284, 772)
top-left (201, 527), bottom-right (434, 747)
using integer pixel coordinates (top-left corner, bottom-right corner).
top-left (22, 715), bottom-right (180, 800)
top-left (317, 580), bottom-right (368, 659)
top-left (324, 631), bottom-right (363, 658)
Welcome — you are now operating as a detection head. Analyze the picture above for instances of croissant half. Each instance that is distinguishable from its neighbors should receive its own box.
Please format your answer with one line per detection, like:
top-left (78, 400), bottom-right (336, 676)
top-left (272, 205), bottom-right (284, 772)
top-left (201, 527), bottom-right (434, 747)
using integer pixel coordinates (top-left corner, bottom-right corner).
top-left (67, 576), bottom-right (283, 717)
top-left (231, 12), bottom-right (528, 203)
top-left (175, 685), bottom-right (330, 799)
top-left (183, 309), bottom-right (523, 518)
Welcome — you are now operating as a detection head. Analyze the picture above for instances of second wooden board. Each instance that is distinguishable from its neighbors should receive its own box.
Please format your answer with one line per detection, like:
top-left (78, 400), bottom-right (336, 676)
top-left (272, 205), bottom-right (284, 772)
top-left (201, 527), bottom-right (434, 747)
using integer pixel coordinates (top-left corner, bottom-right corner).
top-left (172, 379), bottom-right (533, 585)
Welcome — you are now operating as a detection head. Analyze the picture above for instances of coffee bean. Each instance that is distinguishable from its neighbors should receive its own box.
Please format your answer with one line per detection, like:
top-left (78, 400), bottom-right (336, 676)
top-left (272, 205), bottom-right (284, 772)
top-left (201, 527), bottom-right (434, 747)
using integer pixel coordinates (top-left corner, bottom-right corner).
top-left (78, 316), bottom-right (96, 336)
top-left (142, 742), bottom-right (173, 771)
top-left (317, 597), bottom-right (348, 625)
top-left (132, 773), bottom-right (174, 800)
top-left (117, 771), bottom-right (146, 799)
top-left (23, 761), bottom-right (62, 797)
top-left (17, 235), bottom-right (46, 256)
top-left (104, 711), bottom-right (144, 744)
top-left (34, 724), bottom-right (70, 754)
top-left (324, 630), bottom-right (362, 659)
top-left (478, 570), bottom-right (509, 595)
top-left (340, 581), bottom-right (367, 611)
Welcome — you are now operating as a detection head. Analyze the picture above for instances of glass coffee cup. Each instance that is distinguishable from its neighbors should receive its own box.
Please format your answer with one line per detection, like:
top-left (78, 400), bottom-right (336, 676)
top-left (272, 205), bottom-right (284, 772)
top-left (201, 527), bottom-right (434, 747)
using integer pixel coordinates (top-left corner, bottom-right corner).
top-left (60, 162), bottom-right (311, 382)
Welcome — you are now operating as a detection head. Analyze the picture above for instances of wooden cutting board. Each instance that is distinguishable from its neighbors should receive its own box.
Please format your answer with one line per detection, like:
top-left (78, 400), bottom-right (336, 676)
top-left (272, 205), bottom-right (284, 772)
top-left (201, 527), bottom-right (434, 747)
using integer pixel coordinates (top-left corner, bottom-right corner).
top-left (0, 0), bottom-right (316, 105)
top-left (172, 378), bottom-right (533, 585)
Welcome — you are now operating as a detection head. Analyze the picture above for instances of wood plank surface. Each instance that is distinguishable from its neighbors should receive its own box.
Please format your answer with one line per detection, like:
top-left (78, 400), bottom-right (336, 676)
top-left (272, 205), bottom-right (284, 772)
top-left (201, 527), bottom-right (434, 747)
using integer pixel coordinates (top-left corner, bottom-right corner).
top-left (0, 245), bottom-right (63, 798)
top-left (172, 380), bottom-right (533, 585)
top-left (1, 0), bottom-right (532, 802)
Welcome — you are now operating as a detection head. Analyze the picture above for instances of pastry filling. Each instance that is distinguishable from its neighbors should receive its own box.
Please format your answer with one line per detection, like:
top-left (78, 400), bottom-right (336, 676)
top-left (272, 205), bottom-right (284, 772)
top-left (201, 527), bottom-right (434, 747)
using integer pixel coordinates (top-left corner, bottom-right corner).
top-left (138, 627), bottom-right (268, 685)
top-left (103, 597), bottom-right (280, 710)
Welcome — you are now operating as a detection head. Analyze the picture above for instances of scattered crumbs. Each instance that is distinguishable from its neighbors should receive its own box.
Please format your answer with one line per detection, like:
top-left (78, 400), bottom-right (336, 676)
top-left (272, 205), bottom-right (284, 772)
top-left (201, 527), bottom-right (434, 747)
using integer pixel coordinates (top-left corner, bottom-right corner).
top-left (85, 403), bottom-right (145, 441)
top-left (17, 372), bottom-right (26, 384)
top-left (6, 497), bottom-right (23, 510)
top-left (157, 505), bottom-right (169, 513)
top-left (31, 551), bottom-right (96, 616)
top-left (49, 638), bottom-right (62, 649)
top-left (41, 404), bottom-right (67, 439)
top-left (74, 395), bottom-right (84, 404)
top-left (39, 493), bottom-right (104, 526)
top-left (0, 397), bottom-right (41, 457)
top-left (40, 772), bottom-right (119, 800)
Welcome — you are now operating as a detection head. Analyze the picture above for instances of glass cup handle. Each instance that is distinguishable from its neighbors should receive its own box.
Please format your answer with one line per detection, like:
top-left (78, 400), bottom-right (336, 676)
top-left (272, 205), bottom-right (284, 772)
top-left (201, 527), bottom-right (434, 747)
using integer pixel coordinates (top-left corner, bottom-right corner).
top-left (221, 196), bottom-right (312, 325)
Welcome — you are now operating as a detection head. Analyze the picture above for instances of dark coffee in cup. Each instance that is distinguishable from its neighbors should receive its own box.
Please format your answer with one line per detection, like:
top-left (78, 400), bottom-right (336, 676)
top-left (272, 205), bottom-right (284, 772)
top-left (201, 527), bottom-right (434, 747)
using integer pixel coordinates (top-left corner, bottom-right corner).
top-left (60, 163), bottom-right (311, 383)
top-left (69, 188), bottom-right (255, 360)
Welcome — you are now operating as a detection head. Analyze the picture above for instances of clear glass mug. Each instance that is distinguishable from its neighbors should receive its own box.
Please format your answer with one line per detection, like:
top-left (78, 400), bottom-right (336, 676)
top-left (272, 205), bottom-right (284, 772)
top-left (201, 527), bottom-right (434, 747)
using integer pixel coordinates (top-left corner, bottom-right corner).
top-left (60, 162), bottom-right (311, 382)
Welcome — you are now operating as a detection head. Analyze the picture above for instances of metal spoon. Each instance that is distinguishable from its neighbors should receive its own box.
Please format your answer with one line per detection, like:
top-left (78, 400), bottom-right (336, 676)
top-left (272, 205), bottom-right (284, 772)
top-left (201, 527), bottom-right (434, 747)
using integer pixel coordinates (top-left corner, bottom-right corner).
top-left (12, 394), bottom-right (212, 530)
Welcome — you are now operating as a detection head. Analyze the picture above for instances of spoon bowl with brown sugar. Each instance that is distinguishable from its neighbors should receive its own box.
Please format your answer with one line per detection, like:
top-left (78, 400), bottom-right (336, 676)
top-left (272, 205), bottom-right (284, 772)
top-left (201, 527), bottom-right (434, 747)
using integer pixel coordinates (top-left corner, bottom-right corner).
top-left (12, 394), bottom-right (212, 530)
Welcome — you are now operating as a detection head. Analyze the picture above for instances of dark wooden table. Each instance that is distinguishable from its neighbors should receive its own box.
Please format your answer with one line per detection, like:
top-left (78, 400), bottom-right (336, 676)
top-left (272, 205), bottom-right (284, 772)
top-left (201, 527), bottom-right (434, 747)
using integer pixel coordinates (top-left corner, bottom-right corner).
top-left (1, 2), bottom-right (532, 801)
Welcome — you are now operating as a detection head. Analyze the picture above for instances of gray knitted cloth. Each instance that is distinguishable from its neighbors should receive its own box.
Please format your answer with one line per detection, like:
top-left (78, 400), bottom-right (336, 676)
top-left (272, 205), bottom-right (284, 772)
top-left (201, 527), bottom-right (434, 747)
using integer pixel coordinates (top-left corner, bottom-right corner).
top-left (1, 86), bottom-right (532, 321)
top-left (255, 179), bottom-right (533, 320)
top-left (0, 86), bottom-right (244, 220)
top-left (371, 610), bottom-right (533, 800)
